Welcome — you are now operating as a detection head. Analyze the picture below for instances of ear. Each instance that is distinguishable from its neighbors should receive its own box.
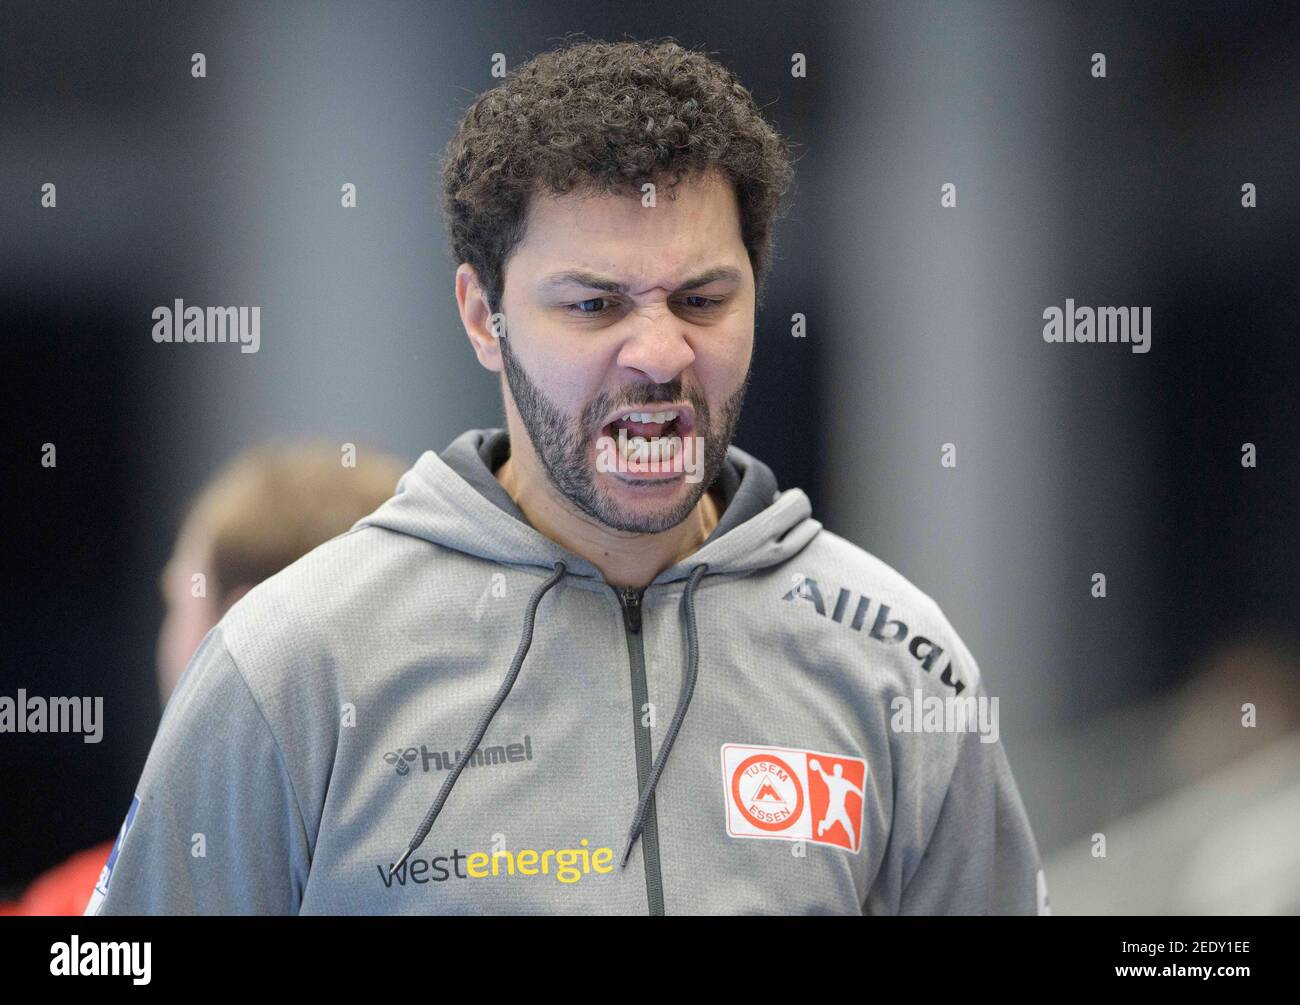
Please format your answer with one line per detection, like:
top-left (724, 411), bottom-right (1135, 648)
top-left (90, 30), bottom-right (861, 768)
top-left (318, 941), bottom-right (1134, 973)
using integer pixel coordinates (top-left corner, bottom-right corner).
top-left (457, 263), bottom-right (504, 373)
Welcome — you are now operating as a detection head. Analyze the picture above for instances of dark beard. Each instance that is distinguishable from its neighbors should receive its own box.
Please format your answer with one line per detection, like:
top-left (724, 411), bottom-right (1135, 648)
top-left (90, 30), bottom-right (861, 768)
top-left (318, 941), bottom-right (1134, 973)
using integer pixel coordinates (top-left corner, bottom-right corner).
top-left (498, 335), bottom-right (750, 534)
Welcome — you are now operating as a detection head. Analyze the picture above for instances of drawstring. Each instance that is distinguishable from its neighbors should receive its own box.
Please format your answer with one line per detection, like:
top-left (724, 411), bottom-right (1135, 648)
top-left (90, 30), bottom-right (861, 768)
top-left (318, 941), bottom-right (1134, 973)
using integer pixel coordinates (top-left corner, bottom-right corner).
top-left (389, 559), bottom-right (567, 878)
top-left (619, 562), bottom-right (709, 869)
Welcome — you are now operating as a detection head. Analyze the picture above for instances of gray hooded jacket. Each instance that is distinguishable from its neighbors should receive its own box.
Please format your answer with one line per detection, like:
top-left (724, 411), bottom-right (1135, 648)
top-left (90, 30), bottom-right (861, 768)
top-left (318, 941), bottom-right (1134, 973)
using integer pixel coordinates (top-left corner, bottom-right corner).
top-left (87, 428), bottom-right (1048, 915)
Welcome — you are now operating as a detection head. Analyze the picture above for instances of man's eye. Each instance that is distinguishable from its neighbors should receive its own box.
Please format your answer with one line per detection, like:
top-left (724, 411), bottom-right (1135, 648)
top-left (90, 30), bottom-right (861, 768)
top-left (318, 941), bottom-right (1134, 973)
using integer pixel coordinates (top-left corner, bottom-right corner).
top-left (567, 298), bottom-right (609, 315)
top-left (565, 295), bottom-right (721, 316)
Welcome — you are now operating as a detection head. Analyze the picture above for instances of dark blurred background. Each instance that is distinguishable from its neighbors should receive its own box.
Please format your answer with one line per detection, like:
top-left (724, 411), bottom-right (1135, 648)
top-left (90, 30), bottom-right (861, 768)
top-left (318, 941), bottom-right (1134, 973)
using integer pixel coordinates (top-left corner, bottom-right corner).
top-left (1, 0), bottom-right (1296, 913)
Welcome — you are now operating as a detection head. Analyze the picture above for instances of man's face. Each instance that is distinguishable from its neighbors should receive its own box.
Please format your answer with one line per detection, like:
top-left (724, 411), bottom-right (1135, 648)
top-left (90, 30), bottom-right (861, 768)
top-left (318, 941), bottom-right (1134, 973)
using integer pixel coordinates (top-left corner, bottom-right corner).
top-left (484, 169), bottom-right (755, 534)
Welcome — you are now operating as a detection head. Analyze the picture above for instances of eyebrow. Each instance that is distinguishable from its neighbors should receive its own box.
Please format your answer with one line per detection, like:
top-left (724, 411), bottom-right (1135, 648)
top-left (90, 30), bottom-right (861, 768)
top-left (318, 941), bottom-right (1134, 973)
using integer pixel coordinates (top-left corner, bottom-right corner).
top-left (537, 266), bottom-right (744, 295)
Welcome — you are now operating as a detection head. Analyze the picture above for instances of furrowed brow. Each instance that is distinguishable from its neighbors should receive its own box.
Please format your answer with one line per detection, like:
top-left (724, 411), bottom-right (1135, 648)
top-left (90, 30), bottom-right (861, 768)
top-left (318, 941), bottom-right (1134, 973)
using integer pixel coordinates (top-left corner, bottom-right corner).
top-left (538, 266), bottom-right (743, 295)
top-left (537, 271), bottom-right (626, 295)
top-left (676, 266), bottom-right (744, 291)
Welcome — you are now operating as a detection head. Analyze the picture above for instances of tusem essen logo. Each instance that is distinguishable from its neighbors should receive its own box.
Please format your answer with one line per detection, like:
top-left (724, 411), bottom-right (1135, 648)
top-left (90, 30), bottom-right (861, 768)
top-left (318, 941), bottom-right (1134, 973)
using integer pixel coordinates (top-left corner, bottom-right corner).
top-left (721, 743), bottom-right (867, 853)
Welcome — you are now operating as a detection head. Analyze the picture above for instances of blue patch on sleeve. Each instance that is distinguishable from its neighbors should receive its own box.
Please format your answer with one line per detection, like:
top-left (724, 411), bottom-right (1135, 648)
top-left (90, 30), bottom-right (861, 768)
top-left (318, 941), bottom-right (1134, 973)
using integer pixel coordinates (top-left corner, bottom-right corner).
top-left (85, 794), bottom-right (140, 914)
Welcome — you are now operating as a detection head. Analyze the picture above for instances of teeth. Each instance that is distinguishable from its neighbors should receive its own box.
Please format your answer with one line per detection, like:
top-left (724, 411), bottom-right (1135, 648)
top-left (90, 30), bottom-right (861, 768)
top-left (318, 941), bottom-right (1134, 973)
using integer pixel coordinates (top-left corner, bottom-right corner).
top-left (615, 432), bottom-right (683, 466)
top-left (617, 409), bottom-right (680, 425)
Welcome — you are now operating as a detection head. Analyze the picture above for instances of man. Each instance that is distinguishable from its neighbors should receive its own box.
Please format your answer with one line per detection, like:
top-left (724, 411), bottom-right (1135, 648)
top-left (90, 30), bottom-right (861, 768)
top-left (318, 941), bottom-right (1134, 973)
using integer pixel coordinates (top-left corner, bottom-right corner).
top-left (0, 441), bottom-right (409, 917)
top-left (91, 39), bottom-right (1047, 915)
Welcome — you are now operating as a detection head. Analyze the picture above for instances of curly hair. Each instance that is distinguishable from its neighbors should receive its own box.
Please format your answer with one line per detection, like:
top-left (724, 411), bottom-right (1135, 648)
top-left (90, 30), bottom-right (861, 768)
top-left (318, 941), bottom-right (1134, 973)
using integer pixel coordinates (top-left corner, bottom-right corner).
top-left (440, 37), bottom-right (796, 314)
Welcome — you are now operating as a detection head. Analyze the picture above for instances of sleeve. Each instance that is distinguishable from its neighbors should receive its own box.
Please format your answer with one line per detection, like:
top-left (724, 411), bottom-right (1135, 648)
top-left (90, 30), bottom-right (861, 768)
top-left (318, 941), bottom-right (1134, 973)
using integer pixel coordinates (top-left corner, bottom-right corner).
top-left (894, 681), bottom-right (1049, 916)
top-left (84, 626), bottom-right (312, 915)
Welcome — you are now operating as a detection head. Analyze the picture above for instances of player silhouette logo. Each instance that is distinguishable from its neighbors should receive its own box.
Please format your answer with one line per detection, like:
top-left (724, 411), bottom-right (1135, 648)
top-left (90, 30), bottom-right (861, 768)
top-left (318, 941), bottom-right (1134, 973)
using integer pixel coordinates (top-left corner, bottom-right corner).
top-left (809, 758), bottom-right (864, 848)
top-left (721, 743), bottom-right (867, 850)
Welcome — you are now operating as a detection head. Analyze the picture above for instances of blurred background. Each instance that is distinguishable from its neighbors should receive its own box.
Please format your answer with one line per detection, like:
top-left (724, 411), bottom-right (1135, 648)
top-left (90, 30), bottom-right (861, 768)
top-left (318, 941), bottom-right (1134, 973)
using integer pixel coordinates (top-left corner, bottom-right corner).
top-left (1, 0), bottom-right (1296, 913)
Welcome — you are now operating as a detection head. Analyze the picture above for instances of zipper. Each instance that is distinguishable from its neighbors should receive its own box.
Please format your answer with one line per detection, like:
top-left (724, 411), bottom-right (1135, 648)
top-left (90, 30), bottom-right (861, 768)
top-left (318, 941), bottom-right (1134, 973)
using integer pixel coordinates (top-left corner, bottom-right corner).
top-left (620, 585), bottom-right (642, 633)
top-left (616, 584), bottom-right (664, 915)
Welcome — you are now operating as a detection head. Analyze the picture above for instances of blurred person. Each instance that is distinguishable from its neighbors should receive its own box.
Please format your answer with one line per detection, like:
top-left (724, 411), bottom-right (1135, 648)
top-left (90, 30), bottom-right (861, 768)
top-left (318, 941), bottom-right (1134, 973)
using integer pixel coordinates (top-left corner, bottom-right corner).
top-left (90, 39), bottom-right (1046, 916)
top-left (1041, 628), bottom-right (1300, 914)
top-left (0, 442), bottom-right (407, 915)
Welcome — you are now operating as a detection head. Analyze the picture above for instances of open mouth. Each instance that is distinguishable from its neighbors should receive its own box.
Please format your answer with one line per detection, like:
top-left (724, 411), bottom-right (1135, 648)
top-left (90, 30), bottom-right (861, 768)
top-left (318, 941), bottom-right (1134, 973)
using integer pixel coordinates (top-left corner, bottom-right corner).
top-left (597, 405), bottom-right (697, 476)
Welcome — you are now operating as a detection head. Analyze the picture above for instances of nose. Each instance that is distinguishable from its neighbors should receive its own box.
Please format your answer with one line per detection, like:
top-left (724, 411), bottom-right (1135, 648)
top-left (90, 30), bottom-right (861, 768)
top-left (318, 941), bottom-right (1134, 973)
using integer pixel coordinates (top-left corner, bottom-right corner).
top-left (615, 307), bottom-right (696, 384)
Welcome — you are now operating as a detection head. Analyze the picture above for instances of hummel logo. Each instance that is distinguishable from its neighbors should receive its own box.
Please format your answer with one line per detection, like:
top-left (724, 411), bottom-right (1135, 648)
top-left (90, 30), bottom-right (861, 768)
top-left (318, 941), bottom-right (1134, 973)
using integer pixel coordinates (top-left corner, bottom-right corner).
top-left (384, 735), bottom-right (534, 775)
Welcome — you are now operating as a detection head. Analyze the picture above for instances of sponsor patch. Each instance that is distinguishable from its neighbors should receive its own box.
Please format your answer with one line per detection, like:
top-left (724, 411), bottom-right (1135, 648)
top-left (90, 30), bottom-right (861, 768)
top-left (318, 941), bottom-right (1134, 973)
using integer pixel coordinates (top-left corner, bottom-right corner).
top-left (721, 743), bottom-right (867, 852)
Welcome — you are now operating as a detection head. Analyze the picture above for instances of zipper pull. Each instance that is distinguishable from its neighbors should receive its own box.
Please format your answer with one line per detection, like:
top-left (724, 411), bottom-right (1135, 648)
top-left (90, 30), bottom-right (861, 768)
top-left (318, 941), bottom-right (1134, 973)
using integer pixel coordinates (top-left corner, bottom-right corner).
top-left (619, 586), bottom-right (643, 634)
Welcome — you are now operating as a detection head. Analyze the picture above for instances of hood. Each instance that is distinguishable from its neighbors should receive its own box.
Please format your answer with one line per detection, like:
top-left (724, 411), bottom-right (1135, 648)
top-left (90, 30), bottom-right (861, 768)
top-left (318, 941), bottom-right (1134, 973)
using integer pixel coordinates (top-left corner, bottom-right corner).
top-left (354, 428), bottom-right (822, 880)
top-left (354, 427), bottom-right (822, 588)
